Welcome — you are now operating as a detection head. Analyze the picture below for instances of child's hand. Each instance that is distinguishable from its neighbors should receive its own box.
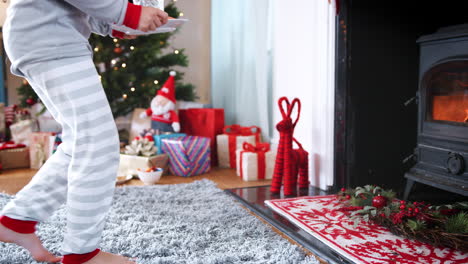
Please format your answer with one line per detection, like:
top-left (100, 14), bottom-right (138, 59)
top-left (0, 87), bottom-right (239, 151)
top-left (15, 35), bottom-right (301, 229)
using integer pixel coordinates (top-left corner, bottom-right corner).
top-left (138, 6), bottom-right (169, 32)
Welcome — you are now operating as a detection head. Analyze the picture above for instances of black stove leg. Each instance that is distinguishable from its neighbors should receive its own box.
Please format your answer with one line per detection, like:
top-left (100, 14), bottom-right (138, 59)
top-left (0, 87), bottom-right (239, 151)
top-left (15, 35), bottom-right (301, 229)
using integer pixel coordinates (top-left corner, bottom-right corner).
top-left (403, 179), bottom-right (415, 201)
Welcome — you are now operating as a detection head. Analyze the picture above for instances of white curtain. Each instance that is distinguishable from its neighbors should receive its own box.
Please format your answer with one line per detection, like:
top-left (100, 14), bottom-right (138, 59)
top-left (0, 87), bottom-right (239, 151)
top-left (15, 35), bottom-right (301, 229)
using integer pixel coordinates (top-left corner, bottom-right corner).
top-left (211, 0), bottom-right (273, 140)
top-left (271, 0), bottom-right (336, 190)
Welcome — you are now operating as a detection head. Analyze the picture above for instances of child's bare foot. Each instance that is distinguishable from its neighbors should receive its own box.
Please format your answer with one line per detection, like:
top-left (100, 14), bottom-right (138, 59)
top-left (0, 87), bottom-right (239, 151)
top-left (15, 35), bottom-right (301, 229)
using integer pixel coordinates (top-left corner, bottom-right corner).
top-left (83, 251), bottom-right (136, 264)
top-left (0, 223), bottom-right (61, 262)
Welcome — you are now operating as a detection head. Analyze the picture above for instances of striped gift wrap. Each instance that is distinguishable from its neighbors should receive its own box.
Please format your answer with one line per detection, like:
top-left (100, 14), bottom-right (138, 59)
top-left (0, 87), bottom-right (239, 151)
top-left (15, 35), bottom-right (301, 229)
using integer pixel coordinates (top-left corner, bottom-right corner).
top-left (161, 136), bottom-right (211, 177)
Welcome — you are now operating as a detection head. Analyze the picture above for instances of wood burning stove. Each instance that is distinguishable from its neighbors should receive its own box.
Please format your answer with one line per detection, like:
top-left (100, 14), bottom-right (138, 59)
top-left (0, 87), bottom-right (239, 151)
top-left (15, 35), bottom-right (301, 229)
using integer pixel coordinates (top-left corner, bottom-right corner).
top-left (404, 24), bottom-right (468, 199)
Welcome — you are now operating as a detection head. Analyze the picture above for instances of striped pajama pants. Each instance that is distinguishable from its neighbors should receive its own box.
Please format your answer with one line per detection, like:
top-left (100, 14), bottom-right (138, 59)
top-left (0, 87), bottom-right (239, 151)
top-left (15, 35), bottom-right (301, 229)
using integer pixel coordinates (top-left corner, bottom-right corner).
top-left (1, 56), bottom-right (120, 254)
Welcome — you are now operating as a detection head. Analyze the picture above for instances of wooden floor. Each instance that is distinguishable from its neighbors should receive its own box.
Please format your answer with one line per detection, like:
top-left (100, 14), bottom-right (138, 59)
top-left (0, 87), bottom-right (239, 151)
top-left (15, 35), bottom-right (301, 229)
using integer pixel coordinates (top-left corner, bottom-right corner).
top-left (0, 167), bottom-right (271, 195)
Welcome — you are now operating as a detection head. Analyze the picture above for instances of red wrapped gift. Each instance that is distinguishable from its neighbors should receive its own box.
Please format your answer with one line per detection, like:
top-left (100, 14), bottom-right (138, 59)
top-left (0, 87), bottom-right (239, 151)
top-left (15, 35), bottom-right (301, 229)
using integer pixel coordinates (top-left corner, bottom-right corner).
top-left (178, 108), bottom-right (224, 166)
top-left (0, 141), bottom-right (26, 150)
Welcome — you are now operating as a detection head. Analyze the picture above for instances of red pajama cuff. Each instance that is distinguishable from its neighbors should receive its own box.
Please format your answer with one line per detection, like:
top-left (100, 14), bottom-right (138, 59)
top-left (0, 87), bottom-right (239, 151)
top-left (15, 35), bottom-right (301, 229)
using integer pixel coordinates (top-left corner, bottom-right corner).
top-left (112, 30), bottom-right (125, 39)
top-left (123, 2), bottom-right (142, 30)
top-left (62, 249), bottom-right (101, 264)
top-left (0, 215), bottom-right (37, 234)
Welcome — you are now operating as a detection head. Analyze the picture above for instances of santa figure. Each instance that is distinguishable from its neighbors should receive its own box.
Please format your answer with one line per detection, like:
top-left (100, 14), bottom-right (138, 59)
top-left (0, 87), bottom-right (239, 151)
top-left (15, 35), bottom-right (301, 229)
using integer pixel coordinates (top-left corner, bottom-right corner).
top-left (140, 71), bottom-right (180, 133)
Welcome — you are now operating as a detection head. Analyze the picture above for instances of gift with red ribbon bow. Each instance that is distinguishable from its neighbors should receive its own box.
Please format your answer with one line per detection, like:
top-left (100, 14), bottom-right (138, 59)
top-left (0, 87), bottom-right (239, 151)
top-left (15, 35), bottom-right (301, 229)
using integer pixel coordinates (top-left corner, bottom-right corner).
top-left (216, 124), bottom-right (262, 168)
top-left (0, 141), bottom-right (26, 150)
top-left (236, 142), bottom-right (275, 181)
top-left (0, 141), bottom-right (30, 169)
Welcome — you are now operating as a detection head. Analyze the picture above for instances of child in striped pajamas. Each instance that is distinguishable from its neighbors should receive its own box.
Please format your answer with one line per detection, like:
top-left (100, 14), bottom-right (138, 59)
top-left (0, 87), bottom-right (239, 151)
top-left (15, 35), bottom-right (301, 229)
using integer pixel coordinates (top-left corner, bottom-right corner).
top-left (0, 1), bottom-right (168, 263)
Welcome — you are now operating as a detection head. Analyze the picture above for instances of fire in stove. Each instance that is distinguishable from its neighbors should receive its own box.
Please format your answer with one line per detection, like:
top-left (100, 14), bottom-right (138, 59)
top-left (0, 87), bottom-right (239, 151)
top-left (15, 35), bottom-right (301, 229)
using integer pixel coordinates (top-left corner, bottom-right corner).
top-left (432, 93), bottom-right (468, 123)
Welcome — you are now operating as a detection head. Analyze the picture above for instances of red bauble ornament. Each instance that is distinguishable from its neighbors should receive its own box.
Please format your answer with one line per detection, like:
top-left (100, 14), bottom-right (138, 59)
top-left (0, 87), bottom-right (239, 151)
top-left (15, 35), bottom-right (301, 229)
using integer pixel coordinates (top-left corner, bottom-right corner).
top-left (25, 98), bottom-right (36, 106)
top-left (114, 47), bottom-right (123, 54)
top-left (345, 195), bottom-right (351, 200)
top-left (372, 195), bottom-right (387, 208)
top-left (340, 188), bottom-right (346, 192)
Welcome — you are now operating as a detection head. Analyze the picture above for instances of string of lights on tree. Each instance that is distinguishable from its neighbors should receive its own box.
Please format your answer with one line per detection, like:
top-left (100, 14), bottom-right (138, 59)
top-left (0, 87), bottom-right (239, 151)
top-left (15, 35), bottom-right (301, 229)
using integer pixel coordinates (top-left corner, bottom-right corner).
top-left (17, 0), bottom-right (196, 117)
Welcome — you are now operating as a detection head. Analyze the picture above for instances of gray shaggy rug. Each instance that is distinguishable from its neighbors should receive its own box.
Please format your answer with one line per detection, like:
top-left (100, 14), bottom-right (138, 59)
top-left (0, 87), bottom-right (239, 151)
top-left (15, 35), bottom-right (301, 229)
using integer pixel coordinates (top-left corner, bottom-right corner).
top-left (0, 179), bottom-right (318, 264)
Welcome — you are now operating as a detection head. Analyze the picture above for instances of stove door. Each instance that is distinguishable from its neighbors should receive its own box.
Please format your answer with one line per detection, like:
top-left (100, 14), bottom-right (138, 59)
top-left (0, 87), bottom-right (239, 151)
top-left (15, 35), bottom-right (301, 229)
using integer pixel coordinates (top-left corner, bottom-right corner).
top-left (421, 59), bottom-right (468, 142)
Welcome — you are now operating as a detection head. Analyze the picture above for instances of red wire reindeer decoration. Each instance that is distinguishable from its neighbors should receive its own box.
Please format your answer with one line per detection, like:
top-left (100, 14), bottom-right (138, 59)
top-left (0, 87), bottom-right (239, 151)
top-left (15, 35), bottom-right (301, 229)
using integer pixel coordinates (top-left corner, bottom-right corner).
top-left (271, 97), bottom-right (309, 196)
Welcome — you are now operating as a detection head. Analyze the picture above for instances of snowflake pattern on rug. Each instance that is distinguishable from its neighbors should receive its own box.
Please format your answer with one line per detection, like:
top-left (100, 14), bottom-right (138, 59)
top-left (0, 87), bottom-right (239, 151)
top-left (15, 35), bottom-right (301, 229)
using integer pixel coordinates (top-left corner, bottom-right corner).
top-left (265, 195), bottom-right (468, 264)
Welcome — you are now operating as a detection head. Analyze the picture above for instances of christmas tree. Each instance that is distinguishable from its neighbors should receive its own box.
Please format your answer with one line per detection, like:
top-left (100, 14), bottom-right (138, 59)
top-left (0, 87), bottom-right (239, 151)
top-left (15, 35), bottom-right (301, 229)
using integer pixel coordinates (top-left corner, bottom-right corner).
top-left (17, 1), bottom-right (197, 117)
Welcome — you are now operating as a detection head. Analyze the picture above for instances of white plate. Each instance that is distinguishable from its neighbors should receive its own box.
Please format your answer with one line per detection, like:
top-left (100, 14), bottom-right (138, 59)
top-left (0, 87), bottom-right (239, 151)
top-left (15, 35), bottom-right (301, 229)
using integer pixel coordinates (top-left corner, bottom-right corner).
top-left (116, 174), bottom-right (133, 185)
top-left (111, 18), bottom-right (189, 35)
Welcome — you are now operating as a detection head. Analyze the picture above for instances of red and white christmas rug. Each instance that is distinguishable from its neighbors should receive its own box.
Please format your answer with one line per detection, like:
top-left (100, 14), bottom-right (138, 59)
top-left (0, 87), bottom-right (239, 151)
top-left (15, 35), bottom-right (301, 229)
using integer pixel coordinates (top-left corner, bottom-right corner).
top-left (265, 195), bottom-right (468, 264)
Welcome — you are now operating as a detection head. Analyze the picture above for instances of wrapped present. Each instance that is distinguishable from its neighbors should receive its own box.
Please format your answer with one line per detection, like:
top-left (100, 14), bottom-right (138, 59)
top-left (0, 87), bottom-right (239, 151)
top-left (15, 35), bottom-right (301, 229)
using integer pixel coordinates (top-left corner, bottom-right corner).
top-left (179, 108), bottom-right (224, 166)
top-left (0, 142), bottom-right (30, 169)
top-left (236, 142), bottom-right (275, 181)
top-left (30, 103), bottom-right (62, 133)
top-left (129, 108), bottom-right (151, 142)
top-left (29, 132), bottom-right (55, 169)
top-left (216, 125), bottom-right (261, 168)
top-left (153, 133), bottom-right (186, 154)
top-left (0, 141), bottom-right (26, 150)
top-left (118, 153), bottom-right (169, 176)
top-left (161, 136), bottom-right (211, 177)
top-left (10, 119), bottom-right (39, 146)
top-left (119, 137), bottom-right (169, 176)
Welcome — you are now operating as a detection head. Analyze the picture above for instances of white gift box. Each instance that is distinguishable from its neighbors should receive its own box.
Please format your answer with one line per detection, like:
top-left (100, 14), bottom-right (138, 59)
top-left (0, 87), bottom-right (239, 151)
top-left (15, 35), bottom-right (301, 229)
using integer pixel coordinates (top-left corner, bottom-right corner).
top-left (29, 132), bottom-right (56, 169)
top-left (30, 103), bottom-right (62, 133)
top-left (10, 119), bottom-right (39, 146)
top-left (236, 147), bottom-right (276, 181)
top-left (118, 153), bottom-right (168, 176)
top-left (216, 134), bottom-right (256, 168)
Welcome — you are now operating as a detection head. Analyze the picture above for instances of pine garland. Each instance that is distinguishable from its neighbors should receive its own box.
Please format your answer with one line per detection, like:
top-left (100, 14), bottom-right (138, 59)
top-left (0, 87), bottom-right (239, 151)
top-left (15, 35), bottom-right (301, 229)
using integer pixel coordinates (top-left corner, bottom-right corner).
top-left (337, 185), bottom-right (468, 251)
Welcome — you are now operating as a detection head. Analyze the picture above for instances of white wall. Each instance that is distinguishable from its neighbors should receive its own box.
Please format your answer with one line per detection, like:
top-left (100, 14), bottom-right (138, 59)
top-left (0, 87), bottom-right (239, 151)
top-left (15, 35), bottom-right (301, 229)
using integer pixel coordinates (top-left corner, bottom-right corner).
top-left (170, 0), bottom-right (211, 104)
top-left (272, 0), bottom-right (336, 190)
